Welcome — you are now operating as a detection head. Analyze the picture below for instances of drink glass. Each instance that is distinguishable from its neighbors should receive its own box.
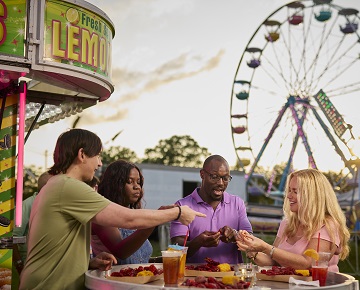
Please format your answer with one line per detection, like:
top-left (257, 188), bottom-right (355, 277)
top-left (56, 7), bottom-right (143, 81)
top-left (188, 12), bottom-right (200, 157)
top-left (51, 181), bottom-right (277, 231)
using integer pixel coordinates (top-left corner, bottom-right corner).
top-left (168, 245), bottom-right (188, 284)
top-left (236, 263), bottom-right (256, 286)
top-left (161, 250), bottom-right (182, 287)
top-left (312, 252), bottom-right (331, 286)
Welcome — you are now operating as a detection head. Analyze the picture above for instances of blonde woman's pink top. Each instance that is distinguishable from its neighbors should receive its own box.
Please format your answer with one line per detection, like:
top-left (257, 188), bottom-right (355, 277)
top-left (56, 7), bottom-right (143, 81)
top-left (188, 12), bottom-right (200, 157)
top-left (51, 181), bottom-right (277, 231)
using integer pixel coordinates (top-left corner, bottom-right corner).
top-left (277, 219), bottom-right (340, 272)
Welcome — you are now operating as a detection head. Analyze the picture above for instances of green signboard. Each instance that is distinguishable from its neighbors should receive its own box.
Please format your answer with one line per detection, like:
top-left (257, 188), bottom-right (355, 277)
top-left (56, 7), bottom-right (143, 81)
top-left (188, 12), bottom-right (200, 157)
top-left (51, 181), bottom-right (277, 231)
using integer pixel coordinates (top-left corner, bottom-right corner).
top-left (0, 0), bottom-right (27, 58)
top-left (44, 0), bottom-right (113, 78)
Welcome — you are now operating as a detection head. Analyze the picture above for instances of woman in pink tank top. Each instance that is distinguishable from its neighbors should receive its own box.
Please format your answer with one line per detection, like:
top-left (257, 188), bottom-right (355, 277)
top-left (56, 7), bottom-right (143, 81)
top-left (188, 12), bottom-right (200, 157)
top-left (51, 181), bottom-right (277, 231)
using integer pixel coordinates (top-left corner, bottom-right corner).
top-left (236, 169), bottom-right (350, 272)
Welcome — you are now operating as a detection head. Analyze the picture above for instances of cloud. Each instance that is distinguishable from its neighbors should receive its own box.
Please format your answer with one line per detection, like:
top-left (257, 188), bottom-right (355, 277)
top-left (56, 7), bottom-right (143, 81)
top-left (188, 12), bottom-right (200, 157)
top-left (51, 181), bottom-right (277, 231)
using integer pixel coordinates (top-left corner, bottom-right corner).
top-left (79, 49), bottom-right (224, 124)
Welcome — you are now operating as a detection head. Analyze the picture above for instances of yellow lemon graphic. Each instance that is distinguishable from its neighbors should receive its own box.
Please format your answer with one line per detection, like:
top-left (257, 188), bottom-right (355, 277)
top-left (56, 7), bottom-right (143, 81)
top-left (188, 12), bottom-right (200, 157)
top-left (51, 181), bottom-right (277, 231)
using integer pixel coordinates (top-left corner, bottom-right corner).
top-left (66, 8), bottom-right (79, 25)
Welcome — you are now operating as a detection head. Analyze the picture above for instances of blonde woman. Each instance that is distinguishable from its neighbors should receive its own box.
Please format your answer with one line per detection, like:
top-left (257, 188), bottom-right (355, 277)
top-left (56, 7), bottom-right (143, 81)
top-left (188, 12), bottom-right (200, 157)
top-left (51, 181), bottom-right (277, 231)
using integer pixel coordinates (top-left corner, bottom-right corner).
top-left (236, 169), bottom-right (350, 272)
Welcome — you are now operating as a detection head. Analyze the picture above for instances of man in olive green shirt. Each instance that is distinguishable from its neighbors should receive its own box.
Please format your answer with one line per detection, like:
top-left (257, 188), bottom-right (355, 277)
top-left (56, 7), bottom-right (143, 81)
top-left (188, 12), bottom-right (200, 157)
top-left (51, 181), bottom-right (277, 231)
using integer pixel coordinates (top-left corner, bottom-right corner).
top-left (19, 129), bottom-right (205, 290)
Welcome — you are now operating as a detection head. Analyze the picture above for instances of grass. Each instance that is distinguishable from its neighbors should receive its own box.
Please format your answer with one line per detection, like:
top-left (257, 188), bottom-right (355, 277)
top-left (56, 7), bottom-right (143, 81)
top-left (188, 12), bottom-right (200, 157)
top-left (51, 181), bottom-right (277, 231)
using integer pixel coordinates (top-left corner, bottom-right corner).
top-left (338, 235), bottom-right (360, 280)
top-left (150, 238), bottom-right (162, 257)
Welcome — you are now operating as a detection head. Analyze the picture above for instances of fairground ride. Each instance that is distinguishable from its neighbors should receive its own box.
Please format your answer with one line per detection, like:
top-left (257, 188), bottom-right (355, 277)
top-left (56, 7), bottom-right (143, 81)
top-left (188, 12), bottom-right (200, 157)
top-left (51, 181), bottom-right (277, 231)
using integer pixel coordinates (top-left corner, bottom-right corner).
top-left (230, 0), bottom-right (360, 210)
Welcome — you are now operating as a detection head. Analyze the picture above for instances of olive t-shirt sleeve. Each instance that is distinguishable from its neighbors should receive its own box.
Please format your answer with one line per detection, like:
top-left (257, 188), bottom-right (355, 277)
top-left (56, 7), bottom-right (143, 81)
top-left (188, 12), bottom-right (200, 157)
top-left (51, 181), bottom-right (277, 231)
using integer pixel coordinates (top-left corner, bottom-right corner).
top-left (61, 177), bottom-right (110, 224)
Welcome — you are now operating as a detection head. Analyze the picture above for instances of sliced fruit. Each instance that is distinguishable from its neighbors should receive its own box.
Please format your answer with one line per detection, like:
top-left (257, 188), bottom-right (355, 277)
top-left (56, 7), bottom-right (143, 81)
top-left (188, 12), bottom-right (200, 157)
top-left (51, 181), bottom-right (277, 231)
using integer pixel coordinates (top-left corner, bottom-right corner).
top-left (303, 249), bottom-right (319, 261)
top-left (136, 270), bottom-right (154, 276)
top-left (295, 269), bottom-right (310, 276)
top-left (222, 276), bottom-right (240, 285)
top-left (217, 263), bottom-right (231, 272)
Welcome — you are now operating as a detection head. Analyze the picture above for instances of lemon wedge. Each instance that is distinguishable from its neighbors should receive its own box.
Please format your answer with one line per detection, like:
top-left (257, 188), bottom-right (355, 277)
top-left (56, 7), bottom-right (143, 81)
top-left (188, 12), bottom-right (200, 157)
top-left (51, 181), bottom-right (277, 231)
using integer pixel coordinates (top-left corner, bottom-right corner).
top-left (222, 276), bottom-right (240, 285)
top-left (295, 269), bottom-right (310, 276)
top-left (303, 249), bottom-right (319, 261)
top-left (136, 270), bottom-right (154, 276)
top-left (217, 263), bottom-right (231, 272)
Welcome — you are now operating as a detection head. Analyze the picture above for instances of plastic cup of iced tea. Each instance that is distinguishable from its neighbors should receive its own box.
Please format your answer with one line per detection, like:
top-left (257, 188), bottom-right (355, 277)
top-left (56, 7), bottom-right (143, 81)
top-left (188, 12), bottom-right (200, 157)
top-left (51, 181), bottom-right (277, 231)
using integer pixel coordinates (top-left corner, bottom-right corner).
top-left (312, 252), bottom-right (331, 286)
top-left (168, 244), bottom-right (188, 284)
top-left (161, 250), bottom-right (182, 287)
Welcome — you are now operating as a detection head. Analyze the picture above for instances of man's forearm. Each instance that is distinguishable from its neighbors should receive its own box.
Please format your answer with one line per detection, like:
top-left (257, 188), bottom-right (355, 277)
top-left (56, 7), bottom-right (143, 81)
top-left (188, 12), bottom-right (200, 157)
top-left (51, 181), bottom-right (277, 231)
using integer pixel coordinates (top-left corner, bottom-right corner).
top-left (93, 203), bottom-right (179, 228)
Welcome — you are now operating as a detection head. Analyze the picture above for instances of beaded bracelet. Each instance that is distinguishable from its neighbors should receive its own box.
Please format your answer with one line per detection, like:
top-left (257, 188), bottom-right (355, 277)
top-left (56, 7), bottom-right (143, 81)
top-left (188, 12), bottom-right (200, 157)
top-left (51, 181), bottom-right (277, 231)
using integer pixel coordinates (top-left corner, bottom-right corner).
top-left (247, 252), bottom-right (258, 261)
top-left (175, 205), bottom-right (181, 220)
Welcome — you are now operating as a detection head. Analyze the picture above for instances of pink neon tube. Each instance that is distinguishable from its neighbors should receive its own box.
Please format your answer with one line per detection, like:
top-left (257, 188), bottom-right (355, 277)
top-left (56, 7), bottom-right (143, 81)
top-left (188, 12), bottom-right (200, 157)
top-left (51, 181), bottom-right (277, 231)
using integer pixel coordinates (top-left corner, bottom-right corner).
top-left (15, 81), bottom-right (26, 227)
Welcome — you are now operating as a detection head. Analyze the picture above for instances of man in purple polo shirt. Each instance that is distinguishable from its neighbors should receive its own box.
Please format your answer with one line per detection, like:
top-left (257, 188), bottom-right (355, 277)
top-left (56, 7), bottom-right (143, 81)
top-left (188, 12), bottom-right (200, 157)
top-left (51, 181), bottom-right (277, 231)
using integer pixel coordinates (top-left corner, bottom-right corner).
top-left (170, 155), bottom-right (252, 264)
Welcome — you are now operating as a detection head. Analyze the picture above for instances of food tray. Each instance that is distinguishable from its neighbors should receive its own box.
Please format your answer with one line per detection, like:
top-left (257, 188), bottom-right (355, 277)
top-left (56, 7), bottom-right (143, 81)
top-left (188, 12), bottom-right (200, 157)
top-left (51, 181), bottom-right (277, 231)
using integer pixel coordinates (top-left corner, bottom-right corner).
top-left (185, 269), bottom-right (234, 278)
top-left (102, 263), bottom-right (163, 284)
top-left (256, 273), bottom-right (312, 283)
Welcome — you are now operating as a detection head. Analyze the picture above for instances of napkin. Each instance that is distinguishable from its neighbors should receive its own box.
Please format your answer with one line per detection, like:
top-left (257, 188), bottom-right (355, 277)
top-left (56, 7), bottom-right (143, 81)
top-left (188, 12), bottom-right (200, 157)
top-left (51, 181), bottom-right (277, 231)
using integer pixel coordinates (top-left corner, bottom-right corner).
top-left (289, 277), bottom-right (320, 287)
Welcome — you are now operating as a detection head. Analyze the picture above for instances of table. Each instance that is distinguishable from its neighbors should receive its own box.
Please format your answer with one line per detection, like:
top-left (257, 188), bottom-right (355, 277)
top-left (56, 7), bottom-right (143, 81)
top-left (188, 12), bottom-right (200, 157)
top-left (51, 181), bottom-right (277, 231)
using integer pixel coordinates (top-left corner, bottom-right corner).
top-left (85, 264), bottom-right (359, 290)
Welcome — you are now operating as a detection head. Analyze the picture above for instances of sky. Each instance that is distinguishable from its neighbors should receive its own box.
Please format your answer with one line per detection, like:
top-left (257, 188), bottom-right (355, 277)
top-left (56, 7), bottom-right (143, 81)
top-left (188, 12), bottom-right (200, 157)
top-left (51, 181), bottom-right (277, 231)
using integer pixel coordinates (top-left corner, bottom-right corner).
top-left (24, 0), bottom-right (360, 173)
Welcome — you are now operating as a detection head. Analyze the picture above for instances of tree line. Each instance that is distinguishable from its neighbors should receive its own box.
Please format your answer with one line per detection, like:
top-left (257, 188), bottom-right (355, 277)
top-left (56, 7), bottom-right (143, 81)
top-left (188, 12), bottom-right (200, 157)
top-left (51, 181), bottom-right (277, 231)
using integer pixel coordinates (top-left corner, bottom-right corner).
top-left (23, 134), bottom-right (350, 200)
top-left (23, 135), bottom-right (211, 199)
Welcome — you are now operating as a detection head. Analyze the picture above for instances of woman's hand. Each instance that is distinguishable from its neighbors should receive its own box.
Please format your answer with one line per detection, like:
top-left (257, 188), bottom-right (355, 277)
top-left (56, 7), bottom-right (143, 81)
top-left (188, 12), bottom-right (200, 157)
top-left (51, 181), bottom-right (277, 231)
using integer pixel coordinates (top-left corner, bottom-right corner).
top-left (236, 231), bottom-right (268, 253)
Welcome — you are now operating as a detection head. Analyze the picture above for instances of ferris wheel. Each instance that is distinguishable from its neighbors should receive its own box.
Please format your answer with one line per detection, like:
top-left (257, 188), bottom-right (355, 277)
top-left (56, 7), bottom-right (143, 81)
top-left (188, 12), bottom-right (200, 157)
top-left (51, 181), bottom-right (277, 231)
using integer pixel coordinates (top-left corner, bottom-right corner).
top-left (230, 0), bottom-right (360, 197)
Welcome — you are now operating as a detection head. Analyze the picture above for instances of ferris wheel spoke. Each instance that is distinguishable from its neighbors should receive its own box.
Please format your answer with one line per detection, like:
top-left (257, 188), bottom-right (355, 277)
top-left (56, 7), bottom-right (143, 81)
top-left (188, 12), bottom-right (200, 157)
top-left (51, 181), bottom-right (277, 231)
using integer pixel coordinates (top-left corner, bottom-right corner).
top-left (280, 20), bottom-right (314, 90)
top-left (250, 84), bottom-right (280, 97)
top-left (298, 14), bottom-right (312, 89)
top-left (296, 8), bottom-right (317, 88)
top-left (259, 55), bottom-right (292, 91)
top-left (308, 43), bottom-right (344, 92)
top-left (278, 28), bottom-right (302, 86)
top-left (316, 38), bottom-right (358, 85)
top-left (262, 40), bottom-right (294, 91)
top-left (273, 40), bottom-right (299, 90)
top-left (319, 57), bottom-right (358, 91)
top-left (326, 81), bottom-right (360, 97)
top-left (290, 17), bottom-right (315, 85)
top-left (301, 15), bottom-right (339, 89)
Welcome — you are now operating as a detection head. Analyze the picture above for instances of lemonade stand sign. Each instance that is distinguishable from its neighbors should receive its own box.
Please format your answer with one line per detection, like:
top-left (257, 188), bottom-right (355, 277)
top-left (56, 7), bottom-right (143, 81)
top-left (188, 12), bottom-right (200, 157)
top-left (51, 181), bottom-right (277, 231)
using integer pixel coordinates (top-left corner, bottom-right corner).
top-left (0, 0), bottom-right (27, 59)
top-left (43, 0), bottom-right (113, 79)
